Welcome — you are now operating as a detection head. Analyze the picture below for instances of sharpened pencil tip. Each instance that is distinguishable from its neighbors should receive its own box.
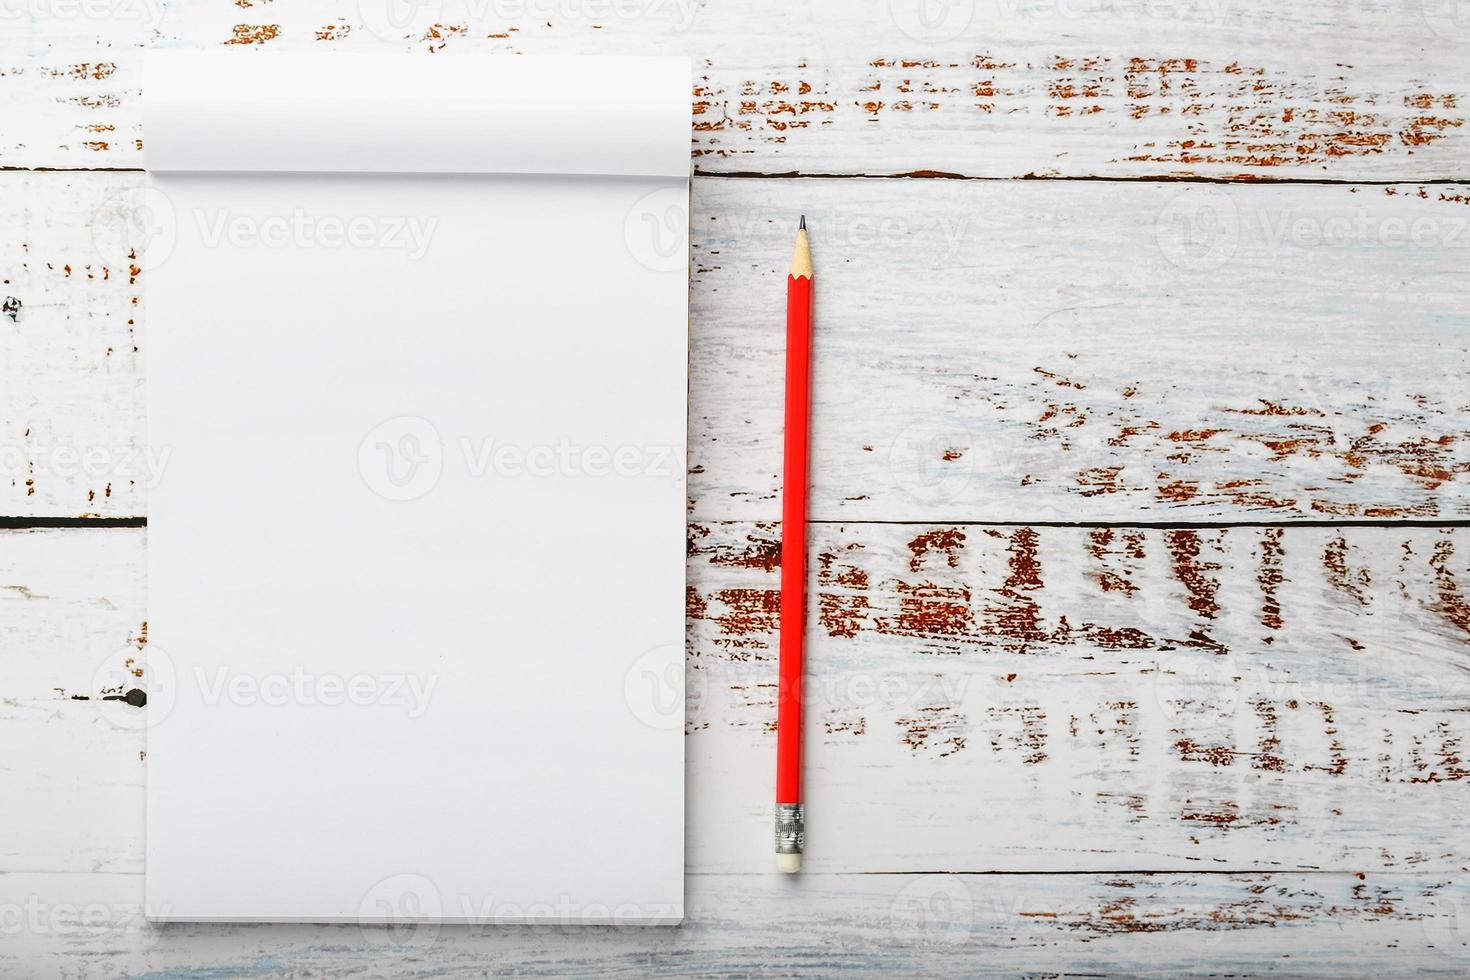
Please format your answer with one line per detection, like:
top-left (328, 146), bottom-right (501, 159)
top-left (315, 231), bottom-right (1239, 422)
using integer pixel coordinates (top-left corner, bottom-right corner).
top-left (799, 214), bottom-right (806, 231)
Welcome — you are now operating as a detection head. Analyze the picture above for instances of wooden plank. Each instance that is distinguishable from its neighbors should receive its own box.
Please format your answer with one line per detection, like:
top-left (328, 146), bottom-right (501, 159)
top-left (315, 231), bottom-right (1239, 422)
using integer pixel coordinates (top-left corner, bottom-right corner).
top-left (0, 529), bottom-right (145, 875)
top-left (6, 6), bottom-right (1467, 973)
top-left (690, 178), bottom-right (1470, 522)
top-left (5, 171), bottom-right (1468, 521)
top-left (3, 1), bottom-right (1469, 179)
top-left (0, 173), bottom-right (145, 517)
top-left (688, 521), bottom-right (1470, 873)
top-left (6, 526), bottom-right (1470, 876)
top-left (4, 869), bottom-right (1470, 977)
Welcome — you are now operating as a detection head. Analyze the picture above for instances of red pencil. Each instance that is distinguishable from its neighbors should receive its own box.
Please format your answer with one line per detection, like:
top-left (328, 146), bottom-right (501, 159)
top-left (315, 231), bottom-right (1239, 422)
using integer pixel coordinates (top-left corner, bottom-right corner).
top-left (776, 216), bottom-right (813, 874)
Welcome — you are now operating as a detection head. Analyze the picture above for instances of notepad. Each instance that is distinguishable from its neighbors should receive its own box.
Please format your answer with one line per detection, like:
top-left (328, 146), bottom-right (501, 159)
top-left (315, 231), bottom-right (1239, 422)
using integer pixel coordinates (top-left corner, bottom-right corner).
top-left (142, 51), bottom-right (690, 924)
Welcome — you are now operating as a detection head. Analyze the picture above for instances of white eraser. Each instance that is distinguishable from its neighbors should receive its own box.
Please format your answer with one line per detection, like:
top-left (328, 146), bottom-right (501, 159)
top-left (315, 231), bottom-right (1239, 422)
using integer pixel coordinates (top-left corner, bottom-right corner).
top-left (776, 852), bottom-right (803, 874)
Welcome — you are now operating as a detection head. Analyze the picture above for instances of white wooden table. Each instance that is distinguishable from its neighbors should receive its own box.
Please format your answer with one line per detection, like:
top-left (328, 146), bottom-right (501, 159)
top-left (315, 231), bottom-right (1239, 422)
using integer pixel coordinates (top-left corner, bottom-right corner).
top-left (4, 1), bottom-right (1470, 975)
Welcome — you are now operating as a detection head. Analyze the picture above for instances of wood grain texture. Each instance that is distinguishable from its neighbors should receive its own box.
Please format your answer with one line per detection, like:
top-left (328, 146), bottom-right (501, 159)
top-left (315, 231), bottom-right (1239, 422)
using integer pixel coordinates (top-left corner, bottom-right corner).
top-left (0, 530), bottom-right (145, 876)
top-left (5, 4), bottom-right (1469, 972)
top-left (3, 525), bottom-right (1470, 970)
top-left (7, 869), bottom-right (1470, 977)
top-left (6, 171), bottom-right (1468, 520)
top-left (7, 526), bottom-right (1470, 879)
top-left (3, 0), bottom-right (1470, 179)
top-left (0, 173), bottom-right (145, 517)
top-left (689, 521), bottom-right (1470, 873)
top-left (691, 178), bottom-right (1470, 522)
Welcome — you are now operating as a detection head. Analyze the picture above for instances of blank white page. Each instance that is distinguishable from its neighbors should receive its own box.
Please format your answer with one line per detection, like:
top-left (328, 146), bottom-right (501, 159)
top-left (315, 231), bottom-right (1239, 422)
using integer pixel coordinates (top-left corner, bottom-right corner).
top-left (143, 52), bottom-right (690, 924)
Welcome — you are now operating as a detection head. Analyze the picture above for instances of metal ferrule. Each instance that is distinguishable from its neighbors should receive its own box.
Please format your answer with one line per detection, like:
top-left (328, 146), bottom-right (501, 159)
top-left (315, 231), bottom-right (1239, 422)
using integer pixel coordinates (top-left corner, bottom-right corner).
top-left (775, 803), bottom-right (805, 854)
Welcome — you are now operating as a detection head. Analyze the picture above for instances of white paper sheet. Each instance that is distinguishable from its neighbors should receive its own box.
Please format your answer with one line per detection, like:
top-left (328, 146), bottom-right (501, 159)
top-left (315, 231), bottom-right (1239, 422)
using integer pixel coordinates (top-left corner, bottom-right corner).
top-left (143, 51), bottom-right (690, 924)
top-left (144, 52), bottom-right (691, 178)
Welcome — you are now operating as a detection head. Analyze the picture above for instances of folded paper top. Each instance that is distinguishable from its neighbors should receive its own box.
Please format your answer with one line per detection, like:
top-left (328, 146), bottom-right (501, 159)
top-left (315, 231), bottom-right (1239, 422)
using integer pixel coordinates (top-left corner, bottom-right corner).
top-left (144, 51), bottom-right (692, 178)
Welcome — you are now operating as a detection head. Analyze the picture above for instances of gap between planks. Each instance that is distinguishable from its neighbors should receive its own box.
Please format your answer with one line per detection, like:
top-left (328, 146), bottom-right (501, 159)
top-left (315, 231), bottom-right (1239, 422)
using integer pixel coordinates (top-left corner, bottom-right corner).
top-left (705, 173), bottom-right (1470, 186)
top-left (754, 519), bottom-right (1470, 530)
top-left (9, 165), bottom-right (1470, 185)
top-left (10, 868), bottom-right (1453, 878)
top-left (0, 517), bottom-right (144, 528)
top-left (5, 518), bottom-right (1469, 529)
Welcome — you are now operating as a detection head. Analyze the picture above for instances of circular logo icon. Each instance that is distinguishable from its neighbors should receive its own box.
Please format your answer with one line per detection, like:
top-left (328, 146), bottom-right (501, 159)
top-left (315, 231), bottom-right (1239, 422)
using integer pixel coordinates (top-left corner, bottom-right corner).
top-left (90, 644), bottom-right (176, 731)
top-left (90, 185), bottom-right (177, 273)
top-left (1155, 188), bottom-right (1239, 272)
top-left (1364, 754), bottom-right (1412, 803)
top-left (1423, 0), bottom-right (1470, 41)
top-left (1271, 342), bottom-right (1331, 421)
top-left (355, 0), bottom-right (445, 41)
top-left (1151, 650), bottom-right (1242, 724)
top-left (889, 874), bottom-right (974, 944)
top-left (624, 186), bottom-right (689, 274)
top-left (889, 420), bottom-right (976, 505)
top-left (358, 872), bottom-right (442, 947)
top-left (624, 642), bottom-right (703, 730)
top-left (358, 416), bottom-right (443, 502)
top-left (1424, 893), bottom-right (1470, 961)
top-left (889, 0), bottom-right (976, 42)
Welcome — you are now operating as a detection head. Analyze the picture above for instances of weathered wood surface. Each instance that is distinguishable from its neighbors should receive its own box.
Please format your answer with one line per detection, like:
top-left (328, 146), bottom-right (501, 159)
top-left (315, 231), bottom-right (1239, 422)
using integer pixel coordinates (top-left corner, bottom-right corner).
top-left (0, 174), bottom-right (144, 517)
top-left (4, 171), bottom-right (1468, 520)
top-left (6, 869), bottom-right (1470, 977)
top-left (4, 0), bottom-right (1470, 179)
top-left (692, 521), bottom-right (1470, 873)
top-left (692, 178), bottom-right (1470, 523)
top-left (6, 1), bottom-right (1470, 972)
top-left (8, 526), bottom-right (1470, 877)
top-left (4, 526), bottom-right (1470, 972)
